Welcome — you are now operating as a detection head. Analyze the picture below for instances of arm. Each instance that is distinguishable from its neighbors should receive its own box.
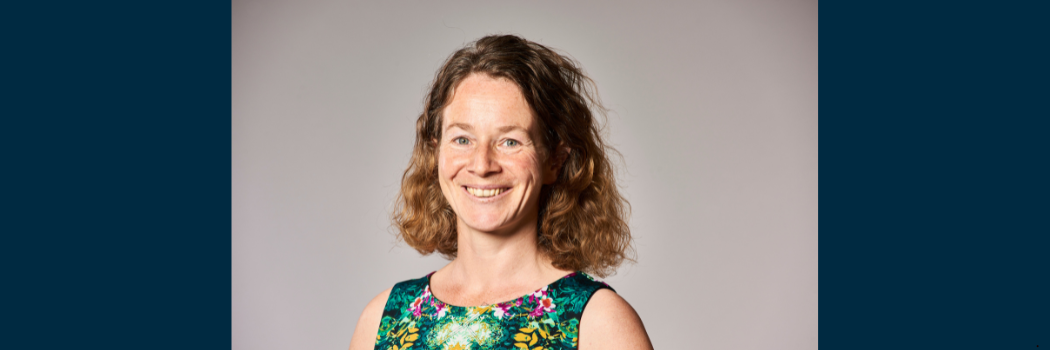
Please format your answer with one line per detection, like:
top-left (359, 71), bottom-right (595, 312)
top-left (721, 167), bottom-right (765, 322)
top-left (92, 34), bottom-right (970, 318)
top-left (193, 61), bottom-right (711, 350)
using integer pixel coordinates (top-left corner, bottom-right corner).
top-left (579, 289), bottom-right (654, 350)
top-left (348, 287), bottom-right (392, 350)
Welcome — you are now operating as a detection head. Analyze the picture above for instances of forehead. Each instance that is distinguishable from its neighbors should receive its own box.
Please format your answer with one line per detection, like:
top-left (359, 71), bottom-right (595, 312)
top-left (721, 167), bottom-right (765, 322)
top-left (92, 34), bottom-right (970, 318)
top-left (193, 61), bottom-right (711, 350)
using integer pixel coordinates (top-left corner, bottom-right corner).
top-left (442, 74), bottom-right (535, 132)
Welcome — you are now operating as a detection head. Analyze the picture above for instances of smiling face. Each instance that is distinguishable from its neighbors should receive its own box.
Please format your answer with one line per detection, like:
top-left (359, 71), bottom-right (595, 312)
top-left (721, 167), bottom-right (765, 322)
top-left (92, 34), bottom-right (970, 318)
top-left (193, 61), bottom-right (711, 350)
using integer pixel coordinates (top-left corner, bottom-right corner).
top-left (437, 74), bottom-right (559, 235)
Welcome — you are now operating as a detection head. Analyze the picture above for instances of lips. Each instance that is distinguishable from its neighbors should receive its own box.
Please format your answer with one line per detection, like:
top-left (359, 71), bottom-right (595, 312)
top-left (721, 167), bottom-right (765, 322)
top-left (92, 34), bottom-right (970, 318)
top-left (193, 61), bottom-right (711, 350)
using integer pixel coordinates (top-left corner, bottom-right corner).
top-left (463, 186), bottom-right (511, 198)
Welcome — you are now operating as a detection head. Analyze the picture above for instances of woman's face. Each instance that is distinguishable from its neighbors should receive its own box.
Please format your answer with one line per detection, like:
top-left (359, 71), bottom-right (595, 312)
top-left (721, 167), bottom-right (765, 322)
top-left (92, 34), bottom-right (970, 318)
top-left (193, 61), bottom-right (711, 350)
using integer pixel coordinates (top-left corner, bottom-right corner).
top-left (437, 74), bottom-right (557, 235)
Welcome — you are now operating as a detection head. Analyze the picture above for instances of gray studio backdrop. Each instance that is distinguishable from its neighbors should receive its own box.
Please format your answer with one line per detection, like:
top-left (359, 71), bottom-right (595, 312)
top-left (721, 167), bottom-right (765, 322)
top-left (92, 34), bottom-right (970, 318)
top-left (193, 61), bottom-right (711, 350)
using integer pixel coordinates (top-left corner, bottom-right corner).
top-left (233, 0), bottom-right (817, 349)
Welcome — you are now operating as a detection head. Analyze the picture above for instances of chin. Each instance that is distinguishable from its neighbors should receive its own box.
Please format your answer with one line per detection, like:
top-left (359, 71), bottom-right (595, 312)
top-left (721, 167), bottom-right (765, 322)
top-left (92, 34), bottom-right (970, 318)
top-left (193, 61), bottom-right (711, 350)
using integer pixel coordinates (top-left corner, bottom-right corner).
top-left (462, 219), bottom-right (504, 233)
top-left (460, 214), bottom-right (514, 233)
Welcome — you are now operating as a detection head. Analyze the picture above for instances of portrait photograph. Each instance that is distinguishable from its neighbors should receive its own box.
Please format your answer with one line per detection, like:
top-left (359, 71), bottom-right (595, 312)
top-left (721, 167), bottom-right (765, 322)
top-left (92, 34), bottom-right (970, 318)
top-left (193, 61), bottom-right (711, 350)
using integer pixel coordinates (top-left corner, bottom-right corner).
top-left (6, 0), bottom-right (1046, 349)
top-left (233, 0), bottom-right (818, 349)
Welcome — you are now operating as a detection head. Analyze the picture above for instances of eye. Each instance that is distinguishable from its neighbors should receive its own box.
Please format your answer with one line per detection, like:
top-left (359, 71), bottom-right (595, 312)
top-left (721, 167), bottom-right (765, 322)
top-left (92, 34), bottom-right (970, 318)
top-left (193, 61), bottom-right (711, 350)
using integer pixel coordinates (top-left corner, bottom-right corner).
top-left (454, 137), bottom-right (469, 145)
top-left (504, 139), bottom-right (520, 147)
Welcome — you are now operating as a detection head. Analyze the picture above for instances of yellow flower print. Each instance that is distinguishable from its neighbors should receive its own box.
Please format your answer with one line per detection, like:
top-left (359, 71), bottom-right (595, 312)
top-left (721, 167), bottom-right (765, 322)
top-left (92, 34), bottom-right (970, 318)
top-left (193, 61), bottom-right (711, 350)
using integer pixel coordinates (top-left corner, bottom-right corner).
top-left (513, 325), bottom-right (563, 350)
top-left (472, 305), bottom-right (492, 316)
top-left (386, 325), bottom-right (419, 350)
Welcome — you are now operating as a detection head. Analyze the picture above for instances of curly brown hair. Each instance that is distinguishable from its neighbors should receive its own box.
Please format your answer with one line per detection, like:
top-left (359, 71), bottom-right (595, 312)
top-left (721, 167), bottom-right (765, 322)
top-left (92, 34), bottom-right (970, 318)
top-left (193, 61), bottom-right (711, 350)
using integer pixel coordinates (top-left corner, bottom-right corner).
top-left (392, 35), bottom-right (632, 277)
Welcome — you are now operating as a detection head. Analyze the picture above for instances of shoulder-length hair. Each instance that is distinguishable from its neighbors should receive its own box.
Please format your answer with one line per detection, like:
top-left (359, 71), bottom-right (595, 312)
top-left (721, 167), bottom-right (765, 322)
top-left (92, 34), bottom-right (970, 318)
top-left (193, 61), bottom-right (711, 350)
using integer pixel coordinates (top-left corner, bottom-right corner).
top-left (393, 35), bottom-right (632, 277)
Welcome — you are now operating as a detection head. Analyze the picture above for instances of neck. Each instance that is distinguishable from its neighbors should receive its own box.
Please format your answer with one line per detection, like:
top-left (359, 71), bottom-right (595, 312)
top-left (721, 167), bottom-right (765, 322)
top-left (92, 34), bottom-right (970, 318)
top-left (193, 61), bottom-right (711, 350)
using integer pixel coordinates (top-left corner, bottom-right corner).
top-left (445, 217), bottom-right (555, 290)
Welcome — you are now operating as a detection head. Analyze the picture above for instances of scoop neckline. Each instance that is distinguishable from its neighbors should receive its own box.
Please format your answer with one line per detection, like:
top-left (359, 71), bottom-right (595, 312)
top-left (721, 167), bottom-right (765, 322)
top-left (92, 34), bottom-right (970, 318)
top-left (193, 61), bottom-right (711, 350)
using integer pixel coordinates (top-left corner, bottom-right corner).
top-left (424, 271), bottom-right (579, 309)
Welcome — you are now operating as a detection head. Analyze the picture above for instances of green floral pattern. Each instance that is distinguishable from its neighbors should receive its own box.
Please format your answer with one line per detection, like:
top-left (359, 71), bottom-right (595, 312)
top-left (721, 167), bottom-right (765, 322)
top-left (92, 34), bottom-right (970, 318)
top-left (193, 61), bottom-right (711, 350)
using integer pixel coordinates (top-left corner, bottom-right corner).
top-left (374, 271), bottom-right (613, 350)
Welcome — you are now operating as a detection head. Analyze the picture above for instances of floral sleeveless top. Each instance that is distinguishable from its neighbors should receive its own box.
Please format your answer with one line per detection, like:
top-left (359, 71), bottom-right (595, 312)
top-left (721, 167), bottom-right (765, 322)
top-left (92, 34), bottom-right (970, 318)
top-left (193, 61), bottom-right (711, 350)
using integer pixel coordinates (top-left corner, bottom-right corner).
top-left (374, 271), bottom-right (613, 350)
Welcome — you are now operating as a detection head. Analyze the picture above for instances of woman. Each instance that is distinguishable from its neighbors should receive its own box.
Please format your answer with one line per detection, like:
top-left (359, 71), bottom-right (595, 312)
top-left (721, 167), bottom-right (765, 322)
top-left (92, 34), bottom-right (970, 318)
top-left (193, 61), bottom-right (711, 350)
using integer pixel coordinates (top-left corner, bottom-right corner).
top-left (349, 35), bottom-right (653, 350)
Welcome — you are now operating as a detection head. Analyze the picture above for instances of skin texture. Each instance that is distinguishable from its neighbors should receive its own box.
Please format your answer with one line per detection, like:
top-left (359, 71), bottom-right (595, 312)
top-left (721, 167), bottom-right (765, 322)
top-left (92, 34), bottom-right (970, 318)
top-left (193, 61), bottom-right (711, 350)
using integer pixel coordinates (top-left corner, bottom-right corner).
top-left (349, 74), bottom-right (652, 350)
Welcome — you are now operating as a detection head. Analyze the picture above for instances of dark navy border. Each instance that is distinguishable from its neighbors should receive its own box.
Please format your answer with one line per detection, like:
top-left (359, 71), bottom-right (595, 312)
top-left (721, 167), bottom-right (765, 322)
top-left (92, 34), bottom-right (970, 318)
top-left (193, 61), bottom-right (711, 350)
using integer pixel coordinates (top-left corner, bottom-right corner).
top-left (6, 2), bottom-right (230, 348)
top-left (822, 1), bottom-right (1048, 349)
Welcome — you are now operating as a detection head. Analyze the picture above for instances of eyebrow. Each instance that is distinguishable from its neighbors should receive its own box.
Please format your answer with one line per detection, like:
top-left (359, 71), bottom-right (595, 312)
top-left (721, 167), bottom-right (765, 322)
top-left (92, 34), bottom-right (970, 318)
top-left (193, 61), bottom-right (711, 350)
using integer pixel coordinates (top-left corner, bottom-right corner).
top-left (498, 125), bottom-right (529, 133)
top-left (447, 123), bottom-right (474, 132)
top-left (445, 121), bottom-right (474, 131)
top-left (446, 123), bottom-right (529, 134)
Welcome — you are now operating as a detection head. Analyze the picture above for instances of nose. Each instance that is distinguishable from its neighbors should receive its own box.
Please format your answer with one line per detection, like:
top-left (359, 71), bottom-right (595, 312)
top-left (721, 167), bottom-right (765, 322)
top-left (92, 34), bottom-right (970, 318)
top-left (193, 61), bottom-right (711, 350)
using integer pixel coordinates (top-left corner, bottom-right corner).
top-left (468, 144), bottom-right (501, 177)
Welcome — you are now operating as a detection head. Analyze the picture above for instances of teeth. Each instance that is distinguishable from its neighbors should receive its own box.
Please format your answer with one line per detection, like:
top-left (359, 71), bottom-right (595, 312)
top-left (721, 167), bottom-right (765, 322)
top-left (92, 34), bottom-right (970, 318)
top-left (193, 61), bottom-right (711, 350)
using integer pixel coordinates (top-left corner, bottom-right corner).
top-left (467, 187), bottom-right (505, 198)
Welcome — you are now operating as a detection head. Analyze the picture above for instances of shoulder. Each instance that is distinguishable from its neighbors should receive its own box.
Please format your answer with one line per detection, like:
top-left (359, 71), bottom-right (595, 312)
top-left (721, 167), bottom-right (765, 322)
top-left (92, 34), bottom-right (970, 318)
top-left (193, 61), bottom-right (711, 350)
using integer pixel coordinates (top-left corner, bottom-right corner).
top-left (362, 287), bottom-right (394, 318)
top-left (347, 274), bottom-right (433, 350)
top-left (579, 289), bottom-right (654, 350)
top-left (348, 287), bottom-right (392, 350)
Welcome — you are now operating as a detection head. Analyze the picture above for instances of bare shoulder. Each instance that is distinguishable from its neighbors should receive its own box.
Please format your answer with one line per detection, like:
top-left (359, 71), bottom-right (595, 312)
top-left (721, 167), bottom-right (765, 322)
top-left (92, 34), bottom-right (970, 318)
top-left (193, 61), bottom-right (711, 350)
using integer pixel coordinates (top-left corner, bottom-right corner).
top-left (348, 287), bottom-right (393, 350)
top-left (579, 289), bottom-right (654, 350)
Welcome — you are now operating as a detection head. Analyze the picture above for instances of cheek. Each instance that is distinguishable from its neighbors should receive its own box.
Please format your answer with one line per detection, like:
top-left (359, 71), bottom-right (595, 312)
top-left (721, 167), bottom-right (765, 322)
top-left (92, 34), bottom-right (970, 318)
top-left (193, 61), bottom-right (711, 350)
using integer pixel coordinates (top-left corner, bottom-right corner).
top-left (436, 152), bottom-right (457, 203)
top-left (437, 153), bottom-right (448, 177)
top-left (437, 147), bottom-right (466, 178)
top-left (508, 152), bottom-right (544, 178)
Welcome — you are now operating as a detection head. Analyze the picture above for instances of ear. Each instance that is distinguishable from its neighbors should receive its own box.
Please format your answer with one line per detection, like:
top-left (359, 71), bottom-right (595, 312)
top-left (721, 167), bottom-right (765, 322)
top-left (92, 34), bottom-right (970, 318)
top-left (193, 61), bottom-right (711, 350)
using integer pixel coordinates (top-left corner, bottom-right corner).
top-left (543, 144), bottom-right (571, 185)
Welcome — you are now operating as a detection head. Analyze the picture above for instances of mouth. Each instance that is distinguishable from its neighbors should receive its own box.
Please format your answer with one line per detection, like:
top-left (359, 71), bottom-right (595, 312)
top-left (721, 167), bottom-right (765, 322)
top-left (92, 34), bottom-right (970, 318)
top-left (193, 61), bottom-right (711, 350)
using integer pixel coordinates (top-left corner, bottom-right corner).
top-left (462, 186), bottom-right (512, 199)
